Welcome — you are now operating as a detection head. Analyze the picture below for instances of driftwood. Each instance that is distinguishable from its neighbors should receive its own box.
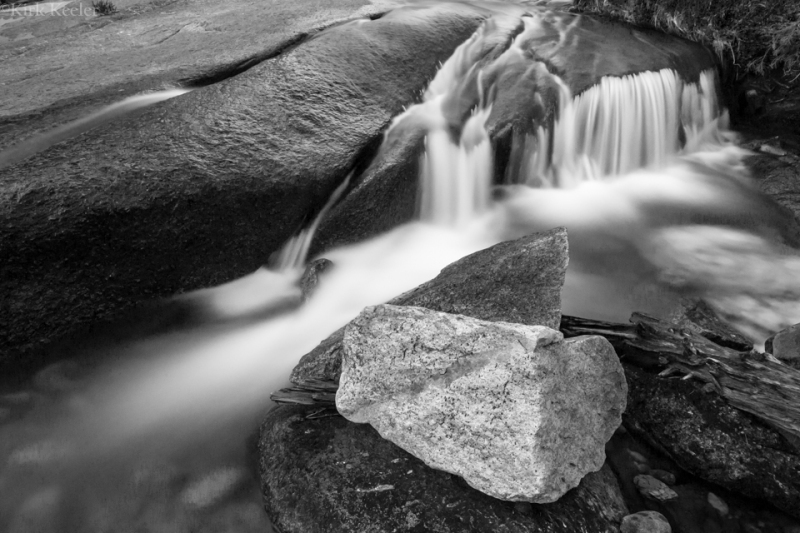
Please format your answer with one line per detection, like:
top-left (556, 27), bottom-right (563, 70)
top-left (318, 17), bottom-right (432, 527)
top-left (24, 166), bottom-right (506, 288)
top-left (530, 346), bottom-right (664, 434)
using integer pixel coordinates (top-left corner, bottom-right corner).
top-left (562, 313), bottom-right (800, 444)
top-left (270, 378), bottom-right (337, 406)
top-left (275, 313), bottom-right (800, 444)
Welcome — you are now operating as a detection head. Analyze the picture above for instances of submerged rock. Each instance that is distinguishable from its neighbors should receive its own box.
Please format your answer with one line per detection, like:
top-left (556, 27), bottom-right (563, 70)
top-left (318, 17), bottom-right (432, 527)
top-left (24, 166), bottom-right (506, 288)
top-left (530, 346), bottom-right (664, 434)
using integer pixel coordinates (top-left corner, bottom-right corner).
top-left (292, 227), bottom-right (568, 384)
top-left (259, 404), bottom-right (629, 533)
top-left (299, 258), bottom-right (334, 302)
top-left (336, 304), bottom-right (626, 503)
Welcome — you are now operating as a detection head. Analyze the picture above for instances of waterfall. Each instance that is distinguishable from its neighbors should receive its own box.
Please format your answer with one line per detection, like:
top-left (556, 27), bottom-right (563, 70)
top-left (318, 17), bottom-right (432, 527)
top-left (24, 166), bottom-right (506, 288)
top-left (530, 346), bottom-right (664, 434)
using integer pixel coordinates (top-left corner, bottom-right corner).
top-left (525, 69), bottom-right (722, 187)
top-left (271, 171), bottom-right (353, 271)
top-left (384, 12), bottom-right (725, 227)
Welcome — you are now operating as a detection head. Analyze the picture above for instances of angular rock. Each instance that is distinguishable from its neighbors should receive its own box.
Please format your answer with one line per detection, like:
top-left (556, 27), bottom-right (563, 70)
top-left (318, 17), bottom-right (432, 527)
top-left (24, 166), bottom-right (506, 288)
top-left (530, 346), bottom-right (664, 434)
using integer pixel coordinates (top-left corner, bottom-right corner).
top-left (623, 365), bottom-right (800, 519)
top-left (0, 3), bottom-right (489, 369)
top-left (668, 299), bottom-right (753, 352)
top-left (336, 304), bottom-right (626, 503)
top-left (766, 323), bottom-right (800, 363)
top-left (292, 227), bottom-right (568, 384)
top-left (621, 511), bottom-right (671, 533)
top-left (259, 404), bottom-right (629, 533)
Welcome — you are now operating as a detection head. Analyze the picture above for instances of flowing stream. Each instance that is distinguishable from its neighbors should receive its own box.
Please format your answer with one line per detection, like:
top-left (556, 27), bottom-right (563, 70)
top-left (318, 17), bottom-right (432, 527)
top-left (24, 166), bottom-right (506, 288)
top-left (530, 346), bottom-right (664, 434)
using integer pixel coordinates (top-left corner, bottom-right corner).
top-left (2, 5), bottom-right (800, 532)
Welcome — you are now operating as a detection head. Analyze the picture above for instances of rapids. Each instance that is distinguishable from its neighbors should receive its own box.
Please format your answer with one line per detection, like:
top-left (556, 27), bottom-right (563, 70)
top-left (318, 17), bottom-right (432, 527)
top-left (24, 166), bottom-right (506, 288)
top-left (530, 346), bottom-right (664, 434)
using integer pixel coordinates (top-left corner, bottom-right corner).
top-left (2, 3), bottom-right (800, 531)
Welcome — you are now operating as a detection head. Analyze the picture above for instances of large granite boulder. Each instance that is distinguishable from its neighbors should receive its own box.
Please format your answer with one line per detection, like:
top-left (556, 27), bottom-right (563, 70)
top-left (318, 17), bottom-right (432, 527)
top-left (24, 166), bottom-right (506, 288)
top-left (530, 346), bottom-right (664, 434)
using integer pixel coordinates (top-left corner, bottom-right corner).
top-left (336, 304), bottom-right (627, 503)
top-left (291, 227), bottom-right (569, 384)
top-left (259, 404), bottom-right (629, 533)
top-left (0, 2), bottom-right (489, 369)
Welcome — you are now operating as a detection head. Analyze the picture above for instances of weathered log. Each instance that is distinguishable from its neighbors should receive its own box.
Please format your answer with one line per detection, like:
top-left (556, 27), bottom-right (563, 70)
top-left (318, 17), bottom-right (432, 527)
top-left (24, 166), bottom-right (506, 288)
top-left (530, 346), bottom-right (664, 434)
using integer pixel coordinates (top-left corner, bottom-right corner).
top-left (562, 313), bottom-right (800, 444)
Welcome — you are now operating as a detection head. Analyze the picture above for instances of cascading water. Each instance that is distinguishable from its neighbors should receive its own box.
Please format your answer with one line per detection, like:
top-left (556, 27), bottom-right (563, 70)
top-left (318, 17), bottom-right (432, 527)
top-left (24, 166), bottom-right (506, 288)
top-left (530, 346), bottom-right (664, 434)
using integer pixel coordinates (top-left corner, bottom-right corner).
top-left (2, 5), bottom-right (800, 532)
top-left (525, 68), bottom-right (722, 186)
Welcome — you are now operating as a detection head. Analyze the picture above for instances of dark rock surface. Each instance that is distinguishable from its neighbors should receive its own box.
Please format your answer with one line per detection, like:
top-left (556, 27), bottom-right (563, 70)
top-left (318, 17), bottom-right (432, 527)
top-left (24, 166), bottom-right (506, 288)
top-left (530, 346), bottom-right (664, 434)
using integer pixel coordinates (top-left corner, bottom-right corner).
top-left (606, 420), bottom-right (800, 533)
top-left (259, 403), bottom-right (629, 533)
top-left (0, 3), bottom-right (488, 370)
top-left (291, 227), bottom-right (568, 384)
top-left (622, 365), bottom-right (800, 519)
top-left (0, 0), bottom-right (387, 148)
top-left (309, 127), bottom-right (424, 255)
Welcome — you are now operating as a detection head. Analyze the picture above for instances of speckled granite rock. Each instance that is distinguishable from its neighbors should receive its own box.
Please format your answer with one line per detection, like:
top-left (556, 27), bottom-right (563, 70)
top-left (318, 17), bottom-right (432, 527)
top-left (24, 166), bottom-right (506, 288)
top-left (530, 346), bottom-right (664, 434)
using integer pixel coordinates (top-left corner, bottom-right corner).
top-left (291, 227), bottom-right (568, 384)
top-left (259, 404), bottom-right (629, 533)
top-left (336, 304), bottom-right (626, 503)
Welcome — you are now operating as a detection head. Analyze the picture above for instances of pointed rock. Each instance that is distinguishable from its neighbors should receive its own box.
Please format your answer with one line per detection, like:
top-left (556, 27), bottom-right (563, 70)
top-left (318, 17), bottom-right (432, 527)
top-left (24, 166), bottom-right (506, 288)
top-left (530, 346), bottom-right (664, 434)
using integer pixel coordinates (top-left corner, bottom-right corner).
top-left (291, 227), bottom-right (569, 384)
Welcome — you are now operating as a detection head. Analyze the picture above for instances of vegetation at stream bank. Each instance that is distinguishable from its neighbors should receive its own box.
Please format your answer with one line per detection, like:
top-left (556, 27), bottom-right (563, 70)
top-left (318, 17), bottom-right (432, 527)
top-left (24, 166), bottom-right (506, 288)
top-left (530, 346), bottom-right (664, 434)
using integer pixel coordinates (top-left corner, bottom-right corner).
top-left (92, 0), bottom-right (117, 16)
top-left (574, 0), bottom-right (800, 80)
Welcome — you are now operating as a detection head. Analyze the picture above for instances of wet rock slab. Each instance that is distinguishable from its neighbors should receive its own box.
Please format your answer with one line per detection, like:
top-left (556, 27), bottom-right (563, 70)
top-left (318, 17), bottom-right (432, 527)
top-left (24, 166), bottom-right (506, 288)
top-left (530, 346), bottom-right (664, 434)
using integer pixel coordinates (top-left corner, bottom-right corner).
top-left (0, 2), bottom-right (488, 368)
top-left (259, 404), bottom-right (629, 533)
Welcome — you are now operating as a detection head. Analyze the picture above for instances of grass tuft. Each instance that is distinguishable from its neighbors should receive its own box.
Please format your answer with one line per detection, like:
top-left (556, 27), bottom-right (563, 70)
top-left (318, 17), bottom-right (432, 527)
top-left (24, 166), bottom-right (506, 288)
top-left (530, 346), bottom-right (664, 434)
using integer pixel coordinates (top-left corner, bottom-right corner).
top-left (92, 0), bottom-right (117, 16)
top-left (573, 0), bottom-right (800, 80)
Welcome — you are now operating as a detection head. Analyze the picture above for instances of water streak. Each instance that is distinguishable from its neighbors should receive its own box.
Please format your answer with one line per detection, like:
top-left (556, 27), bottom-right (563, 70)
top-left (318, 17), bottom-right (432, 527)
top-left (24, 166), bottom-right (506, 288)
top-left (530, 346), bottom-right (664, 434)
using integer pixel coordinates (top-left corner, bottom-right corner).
top-left (0, 88), bottom-right (192, 170)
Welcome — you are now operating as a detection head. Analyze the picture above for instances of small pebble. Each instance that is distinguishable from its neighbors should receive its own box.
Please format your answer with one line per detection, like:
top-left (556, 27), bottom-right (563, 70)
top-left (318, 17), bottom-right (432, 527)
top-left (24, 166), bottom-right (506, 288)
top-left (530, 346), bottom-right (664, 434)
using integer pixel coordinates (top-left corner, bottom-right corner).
top-left (626, 449), bottom-right (648, 463)
top-left (650, 469), bottom-right (676, 485)
top-left (707, 492), bottom-right (729, 517)
top-left (621, 510), bottom-right (671, 533)
top-left (634, 475), bottom-right (678, 502)
top-left (743, 525), bottom-right (762, 533)
top-left (180, 467), bottom-right (246, 509)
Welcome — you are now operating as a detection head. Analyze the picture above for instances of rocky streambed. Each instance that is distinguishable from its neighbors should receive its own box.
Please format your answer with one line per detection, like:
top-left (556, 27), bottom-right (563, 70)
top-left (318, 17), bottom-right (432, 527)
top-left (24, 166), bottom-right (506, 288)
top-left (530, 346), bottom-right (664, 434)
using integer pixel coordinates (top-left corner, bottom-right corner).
top-left (267, 228), bottom-right (800, 533)
top-left (1, 0), bottom-right (800, 531)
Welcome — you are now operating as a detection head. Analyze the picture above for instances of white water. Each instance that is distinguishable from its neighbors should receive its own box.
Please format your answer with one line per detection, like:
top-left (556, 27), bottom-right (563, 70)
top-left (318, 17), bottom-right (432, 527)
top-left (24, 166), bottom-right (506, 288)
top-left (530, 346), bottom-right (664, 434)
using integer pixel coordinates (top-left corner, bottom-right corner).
top-left (3, 7), bottom-right (800, 532)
